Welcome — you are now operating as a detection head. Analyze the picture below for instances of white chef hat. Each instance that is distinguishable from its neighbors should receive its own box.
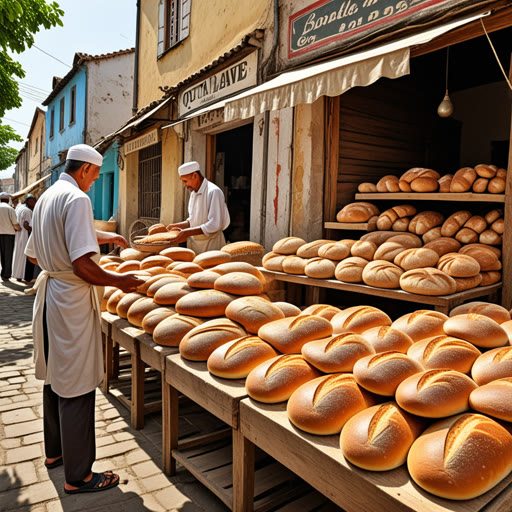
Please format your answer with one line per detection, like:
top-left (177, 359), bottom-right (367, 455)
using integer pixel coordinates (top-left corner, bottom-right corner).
top-left (178, 161), bottom-right (200, 176)
top-left (66, 144), bottom-right (103, 167)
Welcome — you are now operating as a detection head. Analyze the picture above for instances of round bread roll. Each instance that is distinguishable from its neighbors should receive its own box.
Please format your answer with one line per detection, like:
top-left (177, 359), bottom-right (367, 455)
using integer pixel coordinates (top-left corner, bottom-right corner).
top-left (102, 261), bottom-right (120, 272)
top-left (337, 202), bottom-right (380, 223)
top-left (220, 241), bottom-right (265, 265)
top-left (441, 211), bottom-right (472, 237)
top-left (116, 292), bottom-right (146, 319)
top-left (449, 302), bottom-right (510, 324)
top-left (350, 241), bottom-right (377, 260)
top-left (120, 248), bottom-right (147, 261)
top-left (117, 260), bottom-right (141, 273)
top-left (341, 402), bottom-right (426, 471)
top-left (479, 229), bottom-right (502, 246)
top-left (485, 208), bottom-right (503, 224)
top-left (408, 211), bottom-right (444, 235)
top-left (304, 257), bottom-right (336, 279)
top-left (398, 180), bottom-right (412, 192)
top-left (147, 276), bottom-right (186, 297)
top-left (360, 230), bottom-right (402, 245)
top-left (421, 226), bottom-right (442, 244)
top-left (301, 333), bottom-right (375, 373)
top-left (362, 326), bottom-right (413, 354)
top-left (472, 347), bottom-right (512, 385)
top-left (272, 237), bottom-right (306, 255)
top-left (376, 208), bottom-right (399, 231)
top-left (334, 257), bottom-right (368, 283)
top-left (443, 313), bottom-right (508, 349)
top-left (410, 176), bottom-right (438, 192)
top-left (152, 314), bottom-right (203, 346)
top-left (180, 318), bottom-right (247, 361)
top-left (212, 262), bottom-right (265, 284)
top-left (373, 235), bottom-right (422, 261)
top-left (281, 256), bottom-right (308, 275)
top-left (423, 237), bottom-right (461, 257)
top-left (407, 335), bottom-right (481, 374)
top-left (488, 176), bottom-right (506, 194)
top-left (141, 307), bottom-right (176, 334)
top-left (496, 167), bottom-right (507, 178)
top-left (400, 168), bottom-right (440, 183)
top-left (140, 255), bottom-right (173, 270)
top-left (101, 287), bottom-right (119, 312)
top-left (376, 175), bottom-right (400, 192)
top-left (258, 315), bottom-right (333, 354)
top-left (458, 245), bottom-right (501, 271)
top-left (299, 304), bottom-right (342, 321)
top-left (362, 260), bottom-right (403, 289)
top-left (453, 274), bottom-right (483, 292)
top-left (438, 174), bottom-right (453, 193)
top-left (153, 282), bottom-right (195, 305)
top-left (272, 302), bottom-right (301, 317)
top-left (214, 272), bottom-right (264, 296)
top-left (127, 297), bottom-right (162, 327)
top-left (472, 177), bottom-right (489, 193)
top-left (187, 270), bottom-right (220, 289)
top-left (407, 413), bottom-right (512, 500)
top-left (491, 217), bottom-right (504, 234)
top-left (400, 268), bottom-right (456, 296)
top-left (193, 250), bottom-right (231, 269)
top-left (331, 306), bottom-right (391, 335)
top-left (159, 247), bottom-right (195, 261)
top-left (396, 369), bottom-right (477, 418)
top-left (245, 354), bottom-right (322, 403)
top-left (392, 217), bottom-right (411, 232)
top-left (317, 242), bottom-right (350, 261)
top-left (287, 374), bottom-right (376, 435)
top-left (480, 271), bottom-right (502, 286)
top-left (437, 253), bottom-right (480, 277)
top-left (262, 252), bottom-right (287, 271)
top-left (391, 310), bottom-right (448, 342)
top-left (339, 239), bottom-right (358, 250)
top-left (175, 290), bottom-right (235, 317)
top-left (353, 351), bottom-right (423, 396)
top-left (207, 336), bottom-right (279, 379)
top-left (225, 296), bottom-right (285, 334)
top-left (297, 240), bottom-right (333, 258)
top-left (450, 167), bottom-right (477, 192)
top-left (137, 274), bottom-right (175, 295)
top-left (358, 182), bottom-right (377, 192)
top-left (475, 164), bottom-right (497, 178)
top-left (394, 248), bottom-right (439, 271)
top-left (469, 378), bottom-right (512, 421)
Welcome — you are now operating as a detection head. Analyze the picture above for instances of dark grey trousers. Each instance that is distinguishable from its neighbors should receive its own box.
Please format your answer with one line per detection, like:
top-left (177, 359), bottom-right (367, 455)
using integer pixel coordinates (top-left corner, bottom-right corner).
top-left (43, 303), bottom-right (96, 484)
top-left (0, 234), bottom-right (15, 279)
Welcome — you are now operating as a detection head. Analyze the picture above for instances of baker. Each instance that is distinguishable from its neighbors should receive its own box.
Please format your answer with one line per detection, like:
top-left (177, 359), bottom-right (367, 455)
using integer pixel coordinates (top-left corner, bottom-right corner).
top-left (0, 191), bottom-right (21, 281)
top-left (25, 144), bottom-right (143, 494)
top-left (166, 161), bottom-right (230, 253)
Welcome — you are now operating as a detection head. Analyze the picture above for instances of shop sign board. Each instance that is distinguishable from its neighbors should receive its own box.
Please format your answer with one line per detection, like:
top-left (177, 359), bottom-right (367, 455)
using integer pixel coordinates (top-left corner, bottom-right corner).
top-left (123, 129), bottom-right (160, 155)
top-left (289, 0), bottom-right (448, 58)
top-left (178, 52), bottom-right (258, 118)
top-left (191, 108), bottom-right (224, 132)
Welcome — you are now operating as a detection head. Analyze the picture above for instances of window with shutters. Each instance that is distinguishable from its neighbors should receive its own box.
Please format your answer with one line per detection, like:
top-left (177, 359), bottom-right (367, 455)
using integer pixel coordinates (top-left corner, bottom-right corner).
top-left (157, 0), bottom-right (191, 57)
top-left (59, 97), bottom-right (65, 131)
top-left (69, 86), bottom-right (76, 125)
top-left (50, 108), bottom-right (55, 139)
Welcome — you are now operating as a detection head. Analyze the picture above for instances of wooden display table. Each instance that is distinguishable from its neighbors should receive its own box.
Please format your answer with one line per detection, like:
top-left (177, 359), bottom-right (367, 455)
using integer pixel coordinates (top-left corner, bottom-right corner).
top-left (239, 398), bottom-right (512, 512)
top-left (259, 268), bottom-right (502, 315)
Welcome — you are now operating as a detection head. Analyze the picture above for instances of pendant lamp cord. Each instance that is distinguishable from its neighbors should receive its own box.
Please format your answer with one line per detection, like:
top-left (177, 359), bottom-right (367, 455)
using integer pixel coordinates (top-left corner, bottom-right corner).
top-left (480, 18), bottom-right (512, 91)
top-left (445, 46), bottom-right (449, 93)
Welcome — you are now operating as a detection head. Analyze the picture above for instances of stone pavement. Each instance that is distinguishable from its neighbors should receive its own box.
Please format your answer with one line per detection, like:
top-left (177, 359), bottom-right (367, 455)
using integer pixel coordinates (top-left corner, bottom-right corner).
top-left (0, 279), bottom-right (228, 512)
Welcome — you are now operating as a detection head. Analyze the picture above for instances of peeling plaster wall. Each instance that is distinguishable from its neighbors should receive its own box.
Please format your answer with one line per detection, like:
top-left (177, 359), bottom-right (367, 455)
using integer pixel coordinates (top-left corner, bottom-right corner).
top-left (27, 111), bottom-right (46, 185)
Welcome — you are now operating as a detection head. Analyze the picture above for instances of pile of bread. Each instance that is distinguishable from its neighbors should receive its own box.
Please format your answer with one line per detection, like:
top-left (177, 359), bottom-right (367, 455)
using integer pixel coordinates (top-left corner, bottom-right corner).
top-left (262, 232), bottom-right (502, 295)
top-left (358, 165), bottom-right (507, 194)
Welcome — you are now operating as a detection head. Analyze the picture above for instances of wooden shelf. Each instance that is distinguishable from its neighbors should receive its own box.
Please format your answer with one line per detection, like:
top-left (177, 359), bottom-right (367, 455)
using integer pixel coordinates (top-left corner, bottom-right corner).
top-left (324, 221), bottom-right (371, 231)
top-left (259, 268), bottom-right (502, 314)
top-left (355, 192), bottom-right (505, 202)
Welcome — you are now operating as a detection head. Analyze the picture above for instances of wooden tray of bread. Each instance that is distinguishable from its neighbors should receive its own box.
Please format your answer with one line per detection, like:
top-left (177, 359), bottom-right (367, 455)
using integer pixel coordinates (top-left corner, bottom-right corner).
top-left (131, 229), bottom-right (179, 253)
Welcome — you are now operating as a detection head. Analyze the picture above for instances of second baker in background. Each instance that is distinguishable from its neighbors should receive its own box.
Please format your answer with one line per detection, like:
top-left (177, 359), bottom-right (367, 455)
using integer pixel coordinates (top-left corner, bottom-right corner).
top-left (166, 161), bottom-right (230, 253)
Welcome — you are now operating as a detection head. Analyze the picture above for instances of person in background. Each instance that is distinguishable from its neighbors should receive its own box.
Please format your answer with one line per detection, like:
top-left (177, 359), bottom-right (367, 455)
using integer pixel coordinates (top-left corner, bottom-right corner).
top-left (166, 161), bottom-right (230, 253)
top-left (13, 194), bottom-right (37, 283)
top-left (0, 191), bottom-right (21, 281)
top-left (25, 144), bottom-right (144, 494)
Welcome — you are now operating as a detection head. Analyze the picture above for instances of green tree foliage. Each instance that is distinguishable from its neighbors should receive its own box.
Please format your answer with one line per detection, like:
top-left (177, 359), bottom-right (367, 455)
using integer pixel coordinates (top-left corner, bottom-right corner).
top-left (0, 0), bottom-right (63, 170)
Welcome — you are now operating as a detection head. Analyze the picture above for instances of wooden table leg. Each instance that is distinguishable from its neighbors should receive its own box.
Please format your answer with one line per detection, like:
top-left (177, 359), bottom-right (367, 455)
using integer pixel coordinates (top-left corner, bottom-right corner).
top-left (162, 382), bottom-right (179, 476)
top-left (103, 326), bottom-right (113, 394)
top-left (131, 351), bottom-right (145, 430)
top-left (232, 428), bottom-right (255, 512)
top-left (112, 342), bottom-right (120, 379)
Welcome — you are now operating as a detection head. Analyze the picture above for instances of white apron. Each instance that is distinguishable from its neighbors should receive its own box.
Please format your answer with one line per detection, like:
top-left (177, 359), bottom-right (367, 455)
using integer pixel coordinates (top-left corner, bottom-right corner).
top-left (187, 230), bottom-right (226, 253)
top-left (12, 206), bottom-right (31, 280)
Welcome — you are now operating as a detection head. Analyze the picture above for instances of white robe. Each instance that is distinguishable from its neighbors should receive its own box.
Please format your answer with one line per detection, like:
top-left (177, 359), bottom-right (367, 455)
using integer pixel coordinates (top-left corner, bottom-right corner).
top-left (12, 205), bottom-right (32, 280)
top-left (25, 173), bottom-right (103, 398)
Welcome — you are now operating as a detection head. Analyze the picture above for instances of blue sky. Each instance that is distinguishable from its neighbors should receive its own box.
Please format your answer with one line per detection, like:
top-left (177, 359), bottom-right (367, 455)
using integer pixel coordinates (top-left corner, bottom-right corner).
top-left (1, 0), bottom-right (137, 179)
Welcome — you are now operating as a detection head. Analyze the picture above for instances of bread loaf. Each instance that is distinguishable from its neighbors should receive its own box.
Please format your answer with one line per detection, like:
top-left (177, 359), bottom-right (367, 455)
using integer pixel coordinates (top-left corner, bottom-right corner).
top-left (485, 208), bottom-right (503, 224)
top-left (152, 314), bottom-right (203, 346)
top-left (400, 268), bottom-right (456, 296)
top-left (214, 272), bottom-right (264, 296)
top-left (170, 262), bottom-right (203, 278)
top-left (479, 229), bottom-right (502, 245)
top-left (464, 215), bottom-right (487, 234)
top-left (282, 256), bottom-right (309, 275)
top-left (136, 274), bottom-right (174, 295)
top-left (458, 245), bottom-right (501, 271)
top-left (438, 174), bottom-right (453, 193)
top-left (272, 237), bottom-right (306, 255)
top-left (299, 304), bottom-right (342, 321)
top-left (272, 302), bottom-right (301, 317)
top-left (193, 250), bottom-right (231, 269)
top-left (116, 293), bottom-right (146, 318)
top-left (373, 234), bottom-right (422, 261)
top-left (212, 261), bottom-right (266, 284)
top-left (225, 296), bottom-right (285, 333)
top-left (475, 164), bottom-right (497, 178)
top-left (207, 335), bottom-right (278, 379)
top-left (258, 315), bottom-right (333, 354)
top-left (337, 202), bottom-right (380, 223)
top-left (350, 241), bottom-right (377, 260)
top-left (341, 402), bottom-right (425, 471)
top-left (362, 260), bottom-right (403, 289)
top-left (148, 223), bottom-right (167, 235)
top-left (339, 239), bottom-right (358, 250)
top-left (141, 307), bottom-right (175, 334)
top-left (353, 351), bottom-right (423, 396)
top-left (376, 208), bottom-right (398, 230)
top-left (334, 257), bottom-right (368, 283)
top-left (331, 306), bottom-right (391, 335)
top-left (102, 287), bottom-right (119, 312)
top-left (147, 276), bottom-right (187, 297)
top-left (453, 274), bottom-right (483, 292)
top-left (117, 260), bottom-right (141, 273)
top-left (120, 248), bottom-right (147, 261)
top-left (153, 282), bottom-right (195, 305)
top-left (376, 175), bottom-right (400, 192)
top-left (245, 354), bottom-right (322, 403)
top-left (469, 378), bottom-right (512, 421)
top-left (301, 333), bottom-right (375, 373)
top-left (317, 242), bottom-right (350, 261)
top-left (220, 241), bottom-right (264, 266)
top-left (471, 347), bottom-right (512, 385)
top-left (423, 237), bottom-right (461, 257)
top-left (409, 211), bottom-right (444, 235)
top-left (472, 177), bottom-right (489, 193)
top-left (496, 168), bottom-right (507, 178)
top-left (187, 270), bottom-right (220, 289)
top-left (101, 262), bottom-right (120, 272)
top-left (127, 297), bottom-right (162, 327)
top-left (175, 290), bottom-right (235, 317)
top-left (407, 335), bottom-right (481, 374)
top-left (400, 168), bottom-right (440, 183)
top-left (392, 217), bottom-right (411, 232)
top-left (437, 253), bottom-right (480, 277)
top-left (398, 180), bottom-right (411, 192)
top-left (443, 313), bottom-right (509, 348)
top-left (410, 177), bottom-right (438, 192)
top-left (287, 374), bottom-right (376, 435)
top-left (449, 302), bottom-right (510, 324)
top-left (297, 240), bottom-right (333, 258)
top-left (159, 247), bottom-right (196, 261)
top-left (362, 326), bottom-right (413, 354)
top-left (481, 271), bottom-right (502, 286)
top-left (304, 257), bottom-right (336, 279)
top-left (488, 176), bottom-right (506, 194)
top-left (421, 226), bottom-right (442, 244)
top-left (441, 211), bottom-right (472, 237)
top-left (450, 167), bottom-right (477, 192)
top-left (394, 248), bottom-right (439, 271)
top-left (491, 217), bottom-right (504, 234)
top-left (262, 252), bottom-right (287, 271)
top-left (360, 231), bottom-right (401, 245)
top-left (407, 413), bottom-right (512, 499)
top-left (140, 255), bottom-right (173, 270)
top-left (391, 310), bottom-right (448, 342)
top-left (358, 182), bottom-right (377, 193)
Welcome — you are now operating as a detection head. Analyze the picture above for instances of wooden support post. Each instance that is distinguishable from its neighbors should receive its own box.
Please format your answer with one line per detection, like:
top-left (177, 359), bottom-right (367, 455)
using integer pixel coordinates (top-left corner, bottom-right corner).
top-left (162, 382), bottom-right (179, 476)
top-left (131, 351), bottom-right (145, 430)
top-left (232, 428), bottom-right (255, 512)
top-left (103, 327), bottom-right (113, 394)
top-left (112, 342), bottom-right (120, 379)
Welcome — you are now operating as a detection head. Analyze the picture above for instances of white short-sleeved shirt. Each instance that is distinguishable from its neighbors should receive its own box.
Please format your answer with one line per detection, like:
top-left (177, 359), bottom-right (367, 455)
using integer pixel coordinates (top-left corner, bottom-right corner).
top-left (0, 202), bottom-right (20, 234)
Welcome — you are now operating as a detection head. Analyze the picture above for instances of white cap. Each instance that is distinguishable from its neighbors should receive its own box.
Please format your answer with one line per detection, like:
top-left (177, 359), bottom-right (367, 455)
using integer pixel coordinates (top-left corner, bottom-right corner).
top-left (178, 161), bottom-right (200, 176)
top-left (0, 192), bottom-right (10, 198)
top-left (66, 144), bottom-right (103, 167)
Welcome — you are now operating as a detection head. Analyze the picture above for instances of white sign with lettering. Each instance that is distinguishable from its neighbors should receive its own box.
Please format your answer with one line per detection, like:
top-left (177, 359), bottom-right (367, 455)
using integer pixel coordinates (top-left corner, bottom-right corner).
top-left (123, 129), bottom-right (160, 155)
top-left (178, 52), bottom-right (258, 118)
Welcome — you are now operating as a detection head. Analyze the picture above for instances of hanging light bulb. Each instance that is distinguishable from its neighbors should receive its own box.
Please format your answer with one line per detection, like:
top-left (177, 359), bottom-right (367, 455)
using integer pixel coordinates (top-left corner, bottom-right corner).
top-left (438, 47), bottom-right (454, 117)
